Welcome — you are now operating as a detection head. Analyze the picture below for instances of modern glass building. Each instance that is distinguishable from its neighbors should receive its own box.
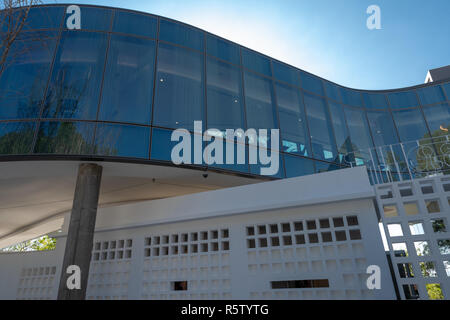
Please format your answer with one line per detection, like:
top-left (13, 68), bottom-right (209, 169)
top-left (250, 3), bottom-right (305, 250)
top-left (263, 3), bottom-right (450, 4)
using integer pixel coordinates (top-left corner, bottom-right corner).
top-left (1, 4), bottom-right (449, 301)
top-left (1, 4), bottom-right (450, 183)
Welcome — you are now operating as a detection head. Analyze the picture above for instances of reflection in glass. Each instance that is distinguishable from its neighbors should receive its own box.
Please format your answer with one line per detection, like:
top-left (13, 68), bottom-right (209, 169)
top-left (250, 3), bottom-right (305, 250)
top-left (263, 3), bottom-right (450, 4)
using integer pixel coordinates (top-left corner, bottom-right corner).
top-left (43, 31), bottom-right (108, 120)
top-left (241, 48), bottom-right (271, 77)
top-left (422, 103), bottom-right (450, 136)
top-left (35, 121), bottom-right (95, 154)
top-left (99, 35), bottom-right (155, 124)
top-left (273, 62), bottom-right (299, 87)
top-left (209, 141), bottom-right (249, 174)
top-left (417, 85), bottom-right (446, 106)
top-left (159, 19), bottom-right (204, 51)
top-left (275, 82), bottom-right (310, 156)
top-left (94, 123), bottom-right (150, 158)
top-left (363, 93), bottom-right (388, 109)
top-left (303, 93), bottom-right (336, 161)
top-left (340, 88), bottom-right (362, 107)
top-left (23, 6), bottom-right (64, 30)
top-left (328, 101), bottom-right (352, 159)
top-left (153, 43), bottom-right (204, 131)
top-left (0, 122), bottom-right (36, 155)
top-left (0, 32), bottom-right (56, 119)
top-left (388, 91), bottom-right (418, 109)
top-left (323, 82), bottom-right (341, 102)
top-left (243, 72), bottom-right (278, 148)
top-left (72, 7), bottom-right (112, 31)
top-left (151, 128), bottom-right (204, 164)
top-left (442, 82), bottom-right (450, 99)
top-left (392, 109), bottom-right (429, 141)
top-left (206, 35), bottom-right (239, 65)
top-left (112, 10), bottom-right (157, 38)
top-left (366, 110), bottom-right (408, 181)
top-left (300, 71), bottom-right (323, 96)
top-left (206, 57), bottom-right (245, 131)
top-left (366, 110), bottom-right (399, 146)
top-left (284, 154), bottom-right (314, 178)
top-left (315, 161), bottom-right (340, 173)
top-left (249, 144), bottom-right (283, 177)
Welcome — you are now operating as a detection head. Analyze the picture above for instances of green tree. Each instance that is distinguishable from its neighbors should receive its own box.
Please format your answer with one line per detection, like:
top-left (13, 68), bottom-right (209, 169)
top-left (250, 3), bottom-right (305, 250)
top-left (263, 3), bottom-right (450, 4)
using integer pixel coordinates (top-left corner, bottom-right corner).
top-left (1, 235), bottom-right (56, 252)
top-left (426, 283), bottom-right (444, 300)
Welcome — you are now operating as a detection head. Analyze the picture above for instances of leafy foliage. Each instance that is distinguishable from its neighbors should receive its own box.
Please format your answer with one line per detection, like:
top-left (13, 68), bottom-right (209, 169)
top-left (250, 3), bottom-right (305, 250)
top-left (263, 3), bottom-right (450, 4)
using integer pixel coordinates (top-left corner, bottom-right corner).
top-left (1, 235), bottom-right (56, 252)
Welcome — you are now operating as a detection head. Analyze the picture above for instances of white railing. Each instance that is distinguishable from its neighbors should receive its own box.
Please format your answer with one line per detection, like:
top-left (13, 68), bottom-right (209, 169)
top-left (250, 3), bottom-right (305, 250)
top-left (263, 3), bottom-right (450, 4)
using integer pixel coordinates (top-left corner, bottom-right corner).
top-left (343, 135), bottom-right (450, 184)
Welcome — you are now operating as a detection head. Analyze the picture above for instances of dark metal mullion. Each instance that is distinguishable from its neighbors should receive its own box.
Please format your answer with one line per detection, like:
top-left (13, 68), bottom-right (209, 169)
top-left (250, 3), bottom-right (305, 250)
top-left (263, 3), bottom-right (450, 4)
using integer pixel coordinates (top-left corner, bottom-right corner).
top-left (296, 71), bottom-right (313, 163)
top-left (30, 9), bottom-right (66, 154)
top-left (92, 11), bottom-right (115, 154)
top-left (269, 60), bottom-right (286, 178)
top-left (202, 31), bottom-right (208, 170)
top-left (383, 94), bottom-right (410, 179)
top-left (441, 83), bottom-right (450, 102)
top-left (238, 46), bottom-right (251, 174)
top-left (148, 17), bottom-right (161, 160)
top-left (412, 90), bottom-right (434, 140)
top-left (298, 72), bottom-right (316, 173)
top-left (321, 80), bottom-right (343, 168)
top-left (413, 90), bottom-right (440, 159)
top-left (359, 92), bottom-right (387, 181)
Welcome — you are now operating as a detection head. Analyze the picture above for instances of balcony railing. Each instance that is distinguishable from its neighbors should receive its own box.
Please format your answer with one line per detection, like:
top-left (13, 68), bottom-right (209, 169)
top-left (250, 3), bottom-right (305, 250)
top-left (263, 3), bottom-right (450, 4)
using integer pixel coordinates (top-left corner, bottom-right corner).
top-left (343, 134), bottom-right (450, 185)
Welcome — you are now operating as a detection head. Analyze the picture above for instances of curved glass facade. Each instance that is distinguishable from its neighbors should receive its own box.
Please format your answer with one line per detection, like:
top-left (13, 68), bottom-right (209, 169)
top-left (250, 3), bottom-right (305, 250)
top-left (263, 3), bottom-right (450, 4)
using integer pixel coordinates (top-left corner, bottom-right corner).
top-left (1, 4), bottom-right (450, 182)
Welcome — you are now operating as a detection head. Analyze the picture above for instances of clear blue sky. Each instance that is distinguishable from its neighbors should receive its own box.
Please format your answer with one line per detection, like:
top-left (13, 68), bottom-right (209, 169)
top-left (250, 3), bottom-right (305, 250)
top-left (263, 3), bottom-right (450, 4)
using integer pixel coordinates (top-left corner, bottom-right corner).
top-left (48, 0), bottom-right (449, 90)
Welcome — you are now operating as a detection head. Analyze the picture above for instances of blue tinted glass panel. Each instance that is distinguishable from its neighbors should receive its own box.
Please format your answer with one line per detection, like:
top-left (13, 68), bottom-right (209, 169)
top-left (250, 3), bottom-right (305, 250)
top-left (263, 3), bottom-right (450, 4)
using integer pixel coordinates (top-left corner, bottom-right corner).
top-left (43, 31), bottom-right (108, 120)
top-left (300, 71), bottom-right (323, 96)
top-left (417, 85), bottom-right (446, 106)
top-left (208, 140), bottom-right (249, 174)
top-left (388, 91), bottom-right (419, 109)
top-left (392, 109), bottom-right (429, 141)
top-left (70, 7), bottom-right (112, 31)
top-left (328, 102), bottom-right (352, 155)
top-left (153, 43), bottom-right (204, 131)
top-left (249, 145), bottom-right (284, 178)
top-left (275, 82), bottom-right (310, 156)
top-left (443, 82), bottom-right (450, 99)
top-left (343, 107), bottom-right (374, 151)
top-left (151, 128), bottom-right (204, 165)
top-left (303, 93), bottom-right (337, 161)
top-left (206, 57), bottom-right (245, 131)
top-left (340, 88), bottom-right (362, 107)
top-left (35, 121), bottom-right (95, 154)
top-left (112, 10), bottom-right (157, 38)
top-left (324, 82), bottom-right (341, 102)
top-left (0, 122), bottom-right (35, 154)
top-left (0, 33), bottom-right (56, 119)
top-left (24, 6), bottom-right (63, 30)
top-left (241, 48), bottom-right (271, 77)
top-left (94, 123), bottom-right (149, 158)
top-left (206, 35), bottom-right (239, 65)
top-left (273, 62), bottom-right (300, 87)
top-left (315, 161), bottom-right (340, 173)
top-left (363, 93), bottom-right (388, 109)
top-left (99, 35), bottom-right (155, 124)
top-left (422, 103), bottom-right (450, 135)
top-left (159, 19), bottom-right (204, 51)
top-left (284, 155), bottom-right (314, 178)
top-left (1, 6), bottom-right (62, 32)
top-left (243, 72), bottom-right (278, 141)
top-left (366, 110), bottom-right (399, 146)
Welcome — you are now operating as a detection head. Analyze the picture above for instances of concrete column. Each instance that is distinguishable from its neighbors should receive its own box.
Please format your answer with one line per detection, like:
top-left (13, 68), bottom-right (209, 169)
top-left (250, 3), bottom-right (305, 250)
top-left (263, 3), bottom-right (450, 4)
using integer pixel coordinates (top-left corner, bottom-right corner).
top-left (57, 163), bottom-right (103, 300)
